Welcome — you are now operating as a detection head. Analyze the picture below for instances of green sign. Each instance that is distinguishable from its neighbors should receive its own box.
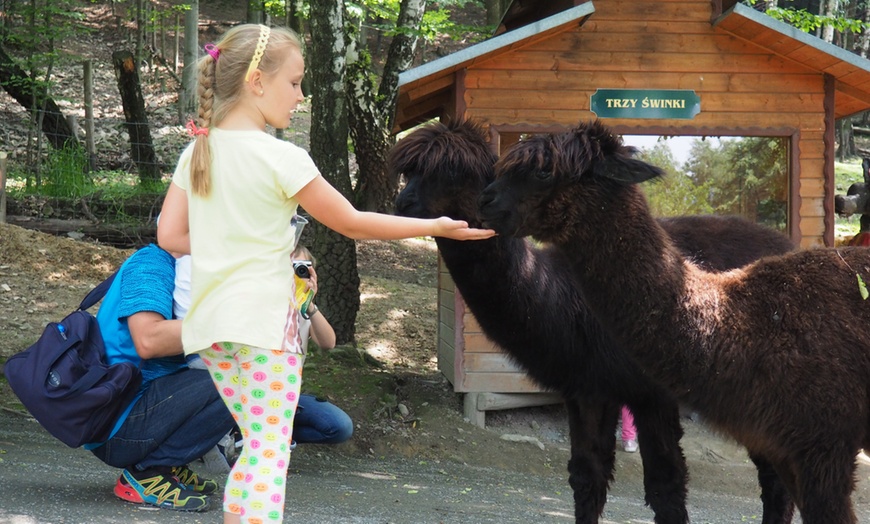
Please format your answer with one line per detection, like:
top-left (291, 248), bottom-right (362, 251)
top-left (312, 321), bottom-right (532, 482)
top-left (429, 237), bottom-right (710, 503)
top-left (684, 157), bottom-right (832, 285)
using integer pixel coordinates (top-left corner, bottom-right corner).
top-left (590, 89), bottom-right (701, 120)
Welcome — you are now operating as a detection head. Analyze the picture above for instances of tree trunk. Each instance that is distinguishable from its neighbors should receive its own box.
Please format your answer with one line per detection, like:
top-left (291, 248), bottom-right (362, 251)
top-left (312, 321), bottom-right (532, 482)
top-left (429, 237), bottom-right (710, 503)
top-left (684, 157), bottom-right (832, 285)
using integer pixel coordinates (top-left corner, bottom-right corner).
top-left (822, 0), bottom-right (838, 43)
top-left (111, 50), bottom-right (161, 184)
top-left (838, 117), bottom-right (856, 160)
top-left (285, 0), bottom-right (311, 95)
top-left (348, 0), bottom-right (426, 213)
top-left (0, 44), bottom-right (78, 150)
top-left (307, 0), bottom-right (360, 345)
top-left (484, 0), bottom-right (502, 25)
top-left (180, 0), bottom-right (198, 121)
top-left (246, 0), bottom-right (264, 24)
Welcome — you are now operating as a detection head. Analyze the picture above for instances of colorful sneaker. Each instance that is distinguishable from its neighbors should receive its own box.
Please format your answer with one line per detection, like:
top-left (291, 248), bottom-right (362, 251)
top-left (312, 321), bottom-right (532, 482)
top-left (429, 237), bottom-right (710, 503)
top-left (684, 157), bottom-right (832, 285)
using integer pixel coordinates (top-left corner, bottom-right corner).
top-left (623, 439), bottom-right (639, 453)
top-left (171, 465), bottom-right (218, 494)
top-left (114, 468), bottom-right (209, 512)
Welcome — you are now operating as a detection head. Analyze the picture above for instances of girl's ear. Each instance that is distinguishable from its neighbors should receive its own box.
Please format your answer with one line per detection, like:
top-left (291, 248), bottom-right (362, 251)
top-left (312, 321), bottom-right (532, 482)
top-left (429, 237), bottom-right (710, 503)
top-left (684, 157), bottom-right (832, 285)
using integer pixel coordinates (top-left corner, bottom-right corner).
top-left (247, 69), bottom-right (265, 94)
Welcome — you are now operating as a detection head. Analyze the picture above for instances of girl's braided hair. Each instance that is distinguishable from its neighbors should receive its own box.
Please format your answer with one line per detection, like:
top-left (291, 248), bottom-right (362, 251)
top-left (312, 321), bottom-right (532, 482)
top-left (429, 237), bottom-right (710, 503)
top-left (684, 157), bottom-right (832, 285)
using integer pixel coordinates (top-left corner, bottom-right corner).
top-left (189, 24), bottom-right (304, 197)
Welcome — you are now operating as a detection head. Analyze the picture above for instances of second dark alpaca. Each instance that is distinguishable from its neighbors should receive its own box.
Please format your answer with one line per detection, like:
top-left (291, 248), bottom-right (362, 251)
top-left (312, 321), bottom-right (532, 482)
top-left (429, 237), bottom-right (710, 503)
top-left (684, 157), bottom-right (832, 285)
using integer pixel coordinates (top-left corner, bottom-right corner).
top-left (479, 119), bottom-right (870, 523)
top-left (390, 120), bottom-right (796, 524)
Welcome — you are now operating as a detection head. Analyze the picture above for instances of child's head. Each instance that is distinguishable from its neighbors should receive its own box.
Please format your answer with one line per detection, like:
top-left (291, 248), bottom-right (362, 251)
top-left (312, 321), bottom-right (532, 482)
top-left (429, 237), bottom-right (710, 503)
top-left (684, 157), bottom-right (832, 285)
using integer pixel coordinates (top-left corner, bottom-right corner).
top-left (190, 24), bottom-right (305, 196)
top-left (292, 245), bottom-right (315, 267)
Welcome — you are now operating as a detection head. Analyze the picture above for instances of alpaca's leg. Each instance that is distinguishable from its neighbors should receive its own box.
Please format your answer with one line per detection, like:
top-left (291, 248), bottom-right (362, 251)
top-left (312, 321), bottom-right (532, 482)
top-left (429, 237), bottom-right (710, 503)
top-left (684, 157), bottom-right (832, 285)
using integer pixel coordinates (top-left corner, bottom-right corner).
top-left (631, 399), bottom-right (690, 524)
top-left (794, 451), bottom-right (858, 524)
top-left (565, 396), bottom-right (618, 524)
top-left (749, 453), bottom-right (794, 524)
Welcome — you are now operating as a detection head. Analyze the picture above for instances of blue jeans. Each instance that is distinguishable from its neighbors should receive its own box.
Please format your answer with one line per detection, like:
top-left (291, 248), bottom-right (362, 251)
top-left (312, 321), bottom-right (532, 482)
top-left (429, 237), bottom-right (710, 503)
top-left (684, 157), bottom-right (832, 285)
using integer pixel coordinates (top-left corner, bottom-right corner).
top-left (294, 393), bottom-right (354, 444)
top-left (90, 368), bottom-right (234, 472)
top-left (189, 354), bottom-right (352, 445)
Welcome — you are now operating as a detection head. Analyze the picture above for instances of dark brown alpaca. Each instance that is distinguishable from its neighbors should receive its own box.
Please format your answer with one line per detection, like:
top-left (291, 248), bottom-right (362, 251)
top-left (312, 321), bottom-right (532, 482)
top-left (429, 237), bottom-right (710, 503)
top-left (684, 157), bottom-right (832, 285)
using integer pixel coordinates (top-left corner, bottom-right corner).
top-left (391, 120), bottom-right (796, 524)
top-left (478, 119), bottom-right (870, 524)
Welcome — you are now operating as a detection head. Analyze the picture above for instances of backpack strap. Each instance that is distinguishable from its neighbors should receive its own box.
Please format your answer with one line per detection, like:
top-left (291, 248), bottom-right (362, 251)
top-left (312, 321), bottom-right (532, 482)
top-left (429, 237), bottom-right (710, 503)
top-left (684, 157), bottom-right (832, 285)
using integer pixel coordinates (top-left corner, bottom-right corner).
top-left (79, 270), bottom-right (119, 311)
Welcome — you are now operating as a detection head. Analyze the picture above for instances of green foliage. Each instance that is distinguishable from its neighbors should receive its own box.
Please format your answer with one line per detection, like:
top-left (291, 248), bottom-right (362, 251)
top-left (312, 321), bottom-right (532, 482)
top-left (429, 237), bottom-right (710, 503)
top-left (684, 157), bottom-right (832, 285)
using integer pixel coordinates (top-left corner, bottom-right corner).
top-left (345, 0), bottom-right (491, 46)
top-left (743, 0), bottom-right (868, 34)
top-left (38, 146), bottom-right (93, 198)
top-left (635, 136), bottom-right (788, 230)
top-left (637, 143), bottom-right (715, 217)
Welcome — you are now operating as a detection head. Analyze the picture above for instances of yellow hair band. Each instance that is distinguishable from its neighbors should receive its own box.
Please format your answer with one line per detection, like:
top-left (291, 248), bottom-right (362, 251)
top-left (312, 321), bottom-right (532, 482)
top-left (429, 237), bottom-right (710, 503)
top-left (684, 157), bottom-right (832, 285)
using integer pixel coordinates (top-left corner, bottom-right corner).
top-left (244, 24), bottom-right (271, 82)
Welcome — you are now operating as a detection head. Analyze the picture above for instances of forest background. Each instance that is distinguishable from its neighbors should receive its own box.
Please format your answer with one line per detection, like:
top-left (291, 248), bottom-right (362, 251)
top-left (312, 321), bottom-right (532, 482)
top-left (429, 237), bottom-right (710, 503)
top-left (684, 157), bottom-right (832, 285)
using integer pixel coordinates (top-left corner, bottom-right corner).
top-left (1, 0), bottom-right (870, 345)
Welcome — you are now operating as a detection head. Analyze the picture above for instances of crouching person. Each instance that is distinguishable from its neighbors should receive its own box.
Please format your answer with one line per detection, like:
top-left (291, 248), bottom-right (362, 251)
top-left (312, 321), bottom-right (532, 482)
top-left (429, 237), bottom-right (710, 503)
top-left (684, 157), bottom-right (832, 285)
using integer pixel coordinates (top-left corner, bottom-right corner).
top-left (84, 244), bottom-right (234, 512)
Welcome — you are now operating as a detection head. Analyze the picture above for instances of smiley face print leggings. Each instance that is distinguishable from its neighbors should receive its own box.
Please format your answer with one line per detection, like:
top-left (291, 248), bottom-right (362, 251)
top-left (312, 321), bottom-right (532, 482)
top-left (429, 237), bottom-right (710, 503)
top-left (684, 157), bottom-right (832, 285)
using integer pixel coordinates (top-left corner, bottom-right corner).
top-left (200, 342), bottom-right (304, 524)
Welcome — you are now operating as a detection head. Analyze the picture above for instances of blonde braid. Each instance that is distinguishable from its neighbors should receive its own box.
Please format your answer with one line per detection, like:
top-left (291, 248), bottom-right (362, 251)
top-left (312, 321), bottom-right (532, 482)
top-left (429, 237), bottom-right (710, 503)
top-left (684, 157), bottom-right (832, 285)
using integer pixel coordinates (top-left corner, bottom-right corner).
top-left (186, 25), bottom-right (305, 197)
top-left (190, 55), bottom-right (215, 197)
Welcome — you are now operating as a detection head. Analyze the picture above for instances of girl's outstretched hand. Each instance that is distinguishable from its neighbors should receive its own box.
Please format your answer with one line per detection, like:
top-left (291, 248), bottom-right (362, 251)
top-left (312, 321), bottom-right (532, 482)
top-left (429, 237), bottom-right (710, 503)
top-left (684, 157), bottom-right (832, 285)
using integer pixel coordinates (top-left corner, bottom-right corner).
top-left (433, 217), bottom-right (497, 240)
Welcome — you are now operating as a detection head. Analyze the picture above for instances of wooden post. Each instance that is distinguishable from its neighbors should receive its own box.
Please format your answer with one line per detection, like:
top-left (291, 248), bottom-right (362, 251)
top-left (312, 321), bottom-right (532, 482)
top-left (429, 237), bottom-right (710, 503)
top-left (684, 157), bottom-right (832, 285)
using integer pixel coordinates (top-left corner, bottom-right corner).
top-left (0, 151), bottom-right (7, 224)
top-left (83, 60), bottom-right (96, 171)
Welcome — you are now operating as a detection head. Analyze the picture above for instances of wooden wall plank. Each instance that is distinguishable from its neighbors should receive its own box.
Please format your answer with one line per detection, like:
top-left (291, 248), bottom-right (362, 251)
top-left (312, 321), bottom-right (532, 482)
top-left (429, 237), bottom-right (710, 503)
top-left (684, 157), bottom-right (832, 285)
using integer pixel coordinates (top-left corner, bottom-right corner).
top-left (456, 371), bottom-right (547, 393)
top-left (467, 90), bottom-right (825, 113)
top-left (466, 70), bottom-right (824, 94)
top-left (464, 332), bottom-right (503, 353)
top-left (464, 353), bottom-right (526, 373)
top-left (531, 32), bottom-right (768, 55)
top-left (798, 178), bottom-right (825, 198)
top-left (437, 328), bottom-right (456, 385)
top-left (478, 51), bottom-right (816, 76)
top-left (469, 109), bottom-right (822, 130)
top-left (593, 1), bottom-right (712, 22)
top-left (799, 197), bottom-right (825, 217)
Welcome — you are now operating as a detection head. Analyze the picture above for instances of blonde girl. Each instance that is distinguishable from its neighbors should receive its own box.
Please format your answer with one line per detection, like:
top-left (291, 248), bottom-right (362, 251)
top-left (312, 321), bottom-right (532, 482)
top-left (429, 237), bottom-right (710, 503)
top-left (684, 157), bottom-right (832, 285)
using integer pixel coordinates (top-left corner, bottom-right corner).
top-left (157, 23), bottom-right (493, 524)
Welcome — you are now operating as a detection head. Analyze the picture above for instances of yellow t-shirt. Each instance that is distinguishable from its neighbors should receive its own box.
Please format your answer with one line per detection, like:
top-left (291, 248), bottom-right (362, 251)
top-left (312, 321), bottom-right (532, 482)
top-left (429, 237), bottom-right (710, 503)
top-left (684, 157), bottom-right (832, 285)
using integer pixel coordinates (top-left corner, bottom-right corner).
top-left (171, 129), bottom-right (319, 353)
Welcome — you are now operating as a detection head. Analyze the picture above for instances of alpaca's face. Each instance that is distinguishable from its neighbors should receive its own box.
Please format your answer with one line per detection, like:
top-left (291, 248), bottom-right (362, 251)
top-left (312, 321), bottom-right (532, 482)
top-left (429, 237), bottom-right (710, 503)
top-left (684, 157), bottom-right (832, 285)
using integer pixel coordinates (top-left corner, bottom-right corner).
top-left (479, 121), bottom-right (663, 243)
top-left (478, 133), bottom-right (590, 242)
top-left (392, 121), bottom-right (497, 226)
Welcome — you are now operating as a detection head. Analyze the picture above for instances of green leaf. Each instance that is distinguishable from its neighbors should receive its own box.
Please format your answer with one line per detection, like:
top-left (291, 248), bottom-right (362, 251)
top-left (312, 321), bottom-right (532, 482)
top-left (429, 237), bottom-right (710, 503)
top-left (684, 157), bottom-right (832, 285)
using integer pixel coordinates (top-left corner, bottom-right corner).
top-left (857, 274), bottom-right (869, 300)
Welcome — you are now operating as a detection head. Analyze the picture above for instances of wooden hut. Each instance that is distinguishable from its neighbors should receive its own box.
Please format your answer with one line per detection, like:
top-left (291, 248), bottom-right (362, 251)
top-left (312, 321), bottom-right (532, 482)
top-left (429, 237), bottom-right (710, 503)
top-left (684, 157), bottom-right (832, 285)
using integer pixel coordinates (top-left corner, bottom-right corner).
top-left (393, 0), bottom-right (870, 426)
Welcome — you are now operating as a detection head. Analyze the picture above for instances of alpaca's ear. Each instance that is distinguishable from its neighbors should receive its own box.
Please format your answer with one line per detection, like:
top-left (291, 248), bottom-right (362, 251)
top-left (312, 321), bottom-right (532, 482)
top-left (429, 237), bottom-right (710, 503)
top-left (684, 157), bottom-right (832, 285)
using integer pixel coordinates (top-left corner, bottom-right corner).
top-left (593, 155), bottom-right (664, 184)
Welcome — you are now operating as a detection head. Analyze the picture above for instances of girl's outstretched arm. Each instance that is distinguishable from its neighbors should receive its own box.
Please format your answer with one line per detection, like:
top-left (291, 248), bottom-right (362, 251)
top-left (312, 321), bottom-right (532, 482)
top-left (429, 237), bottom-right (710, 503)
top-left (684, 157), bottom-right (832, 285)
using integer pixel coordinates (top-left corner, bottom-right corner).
top-left (157, 182), bottom-right (191, 255)
top-left (296, 176), bottom-right (495, 241)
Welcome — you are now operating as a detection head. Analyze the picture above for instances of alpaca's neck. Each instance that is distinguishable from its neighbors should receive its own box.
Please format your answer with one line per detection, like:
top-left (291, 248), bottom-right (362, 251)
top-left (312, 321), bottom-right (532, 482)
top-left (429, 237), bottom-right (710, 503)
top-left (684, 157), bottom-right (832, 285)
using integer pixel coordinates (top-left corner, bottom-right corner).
top-left (558, 185), bottom-right (700, 393)
top-left (434, 235), bottom-right (578, 376)
top-left (435, 235), bottom-right (538, 318)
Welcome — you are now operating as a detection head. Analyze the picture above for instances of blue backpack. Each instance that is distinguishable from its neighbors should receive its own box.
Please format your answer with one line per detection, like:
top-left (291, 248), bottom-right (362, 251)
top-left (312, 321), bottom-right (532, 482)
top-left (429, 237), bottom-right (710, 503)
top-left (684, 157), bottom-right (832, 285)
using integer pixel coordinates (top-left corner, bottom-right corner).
top-left (5, 272), bottom-right (142, 448)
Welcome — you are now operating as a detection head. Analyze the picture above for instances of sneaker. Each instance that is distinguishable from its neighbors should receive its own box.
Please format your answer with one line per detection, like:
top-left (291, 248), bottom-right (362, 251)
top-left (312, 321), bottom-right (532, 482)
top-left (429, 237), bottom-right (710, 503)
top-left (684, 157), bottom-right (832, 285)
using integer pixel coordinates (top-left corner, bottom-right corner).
top-left (199, 445), bottom-right (232, 475)
top-left (623, 439), bottom-right (638, 453)
top-left (171, 465), bottom-right (218, 494)
top-left (114, 468), bottom-right (209, 512)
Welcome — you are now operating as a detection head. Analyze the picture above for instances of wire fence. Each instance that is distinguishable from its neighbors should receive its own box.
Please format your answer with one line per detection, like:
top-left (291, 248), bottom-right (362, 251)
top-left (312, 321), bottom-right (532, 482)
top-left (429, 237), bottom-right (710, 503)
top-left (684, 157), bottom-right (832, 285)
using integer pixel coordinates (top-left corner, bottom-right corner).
top-left (0, 0), bottom-right (196, 195)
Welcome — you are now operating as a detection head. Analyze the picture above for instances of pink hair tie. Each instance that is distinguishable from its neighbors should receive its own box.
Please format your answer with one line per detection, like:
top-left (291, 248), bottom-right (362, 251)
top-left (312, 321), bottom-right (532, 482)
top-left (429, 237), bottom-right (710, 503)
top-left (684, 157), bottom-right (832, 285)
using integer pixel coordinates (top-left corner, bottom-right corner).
top-left (186, 119), bottom-right (209, 137)
top-left (204, 43), bottom-right (220, 61)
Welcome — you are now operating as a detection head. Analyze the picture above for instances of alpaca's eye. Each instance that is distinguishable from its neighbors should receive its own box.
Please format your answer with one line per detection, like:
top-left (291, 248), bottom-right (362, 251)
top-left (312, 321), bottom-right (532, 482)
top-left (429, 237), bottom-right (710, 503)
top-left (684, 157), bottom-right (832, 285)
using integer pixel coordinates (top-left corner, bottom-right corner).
top-left (535, 169), bottom-right (551, 180)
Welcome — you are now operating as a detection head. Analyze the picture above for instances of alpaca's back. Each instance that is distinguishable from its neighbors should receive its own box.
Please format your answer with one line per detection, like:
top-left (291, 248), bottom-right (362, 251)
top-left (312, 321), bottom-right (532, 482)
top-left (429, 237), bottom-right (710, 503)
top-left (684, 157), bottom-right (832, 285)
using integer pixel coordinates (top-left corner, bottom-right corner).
top-left (659, 215), bottom-right (796, 270)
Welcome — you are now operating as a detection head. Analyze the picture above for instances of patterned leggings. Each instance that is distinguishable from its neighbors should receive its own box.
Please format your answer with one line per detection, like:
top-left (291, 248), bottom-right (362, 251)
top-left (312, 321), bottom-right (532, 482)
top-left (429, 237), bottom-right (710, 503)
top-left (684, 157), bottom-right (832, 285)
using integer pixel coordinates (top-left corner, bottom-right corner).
top-left (201, 342), bottom-right (304, 524)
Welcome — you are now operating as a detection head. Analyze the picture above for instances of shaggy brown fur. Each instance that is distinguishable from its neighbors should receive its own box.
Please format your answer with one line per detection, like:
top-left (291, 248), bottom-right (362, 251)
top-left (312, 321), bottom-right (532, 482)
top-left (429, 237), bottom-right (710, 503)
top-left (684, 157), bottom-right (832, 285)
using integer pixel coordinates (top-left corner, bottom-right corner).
top-left (392, 120), bottom-right (796, 524)
top-left (479, 119), bottom-right (870, 524)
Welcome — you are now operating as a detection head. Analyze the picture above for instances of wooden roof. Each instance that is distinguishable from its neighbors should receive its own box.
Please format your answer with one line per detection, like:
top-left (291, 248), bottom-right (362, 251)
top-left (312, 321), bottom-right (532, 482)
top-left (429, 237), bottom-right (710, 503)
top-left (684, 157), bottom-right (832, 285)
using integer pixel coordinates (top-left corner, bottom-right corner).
top-left (714, 2), bottom-right (870, 120)
top-left (395, 0), bottom-right (870, 131)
